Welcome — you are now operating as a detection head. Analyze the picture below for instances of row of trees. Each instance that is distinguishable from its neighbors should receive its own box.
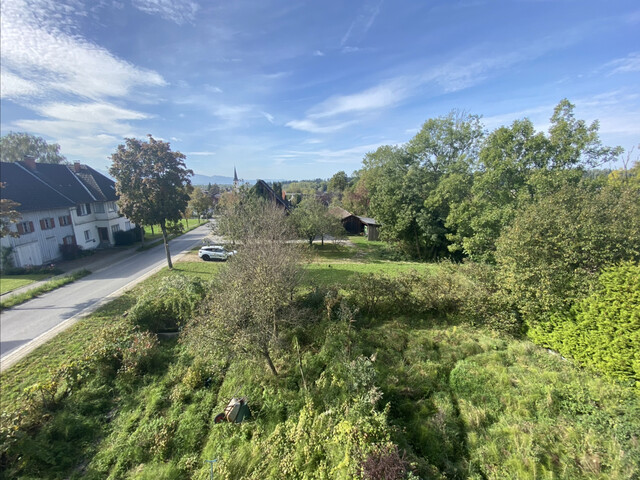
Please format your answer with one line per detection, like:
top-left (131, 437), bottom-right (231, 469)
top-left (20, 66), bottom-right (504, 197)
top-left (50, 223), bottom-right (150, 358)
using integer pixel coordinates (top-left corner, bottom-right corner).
top-left (343, 100), bottom-right (626, 262)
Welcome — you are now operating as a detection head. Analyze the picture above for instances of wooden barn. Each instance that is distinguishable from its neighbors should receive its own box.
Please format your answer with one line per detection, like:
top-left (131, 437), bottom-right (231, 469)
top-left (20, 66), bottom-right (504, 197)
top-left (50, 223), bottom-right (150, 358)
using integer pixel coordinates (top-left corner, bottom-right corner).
top-left (329, 207), bottom-right (381, 241)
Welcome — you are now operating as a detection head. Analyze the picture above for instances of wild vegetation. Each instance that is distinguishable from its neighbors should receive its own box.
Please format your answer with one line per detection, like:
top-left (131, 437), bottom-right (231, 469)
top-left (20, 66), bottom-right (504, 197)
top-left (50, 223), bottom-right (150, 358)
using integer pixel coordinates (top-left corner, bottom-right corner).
top-left (1, 101), bottom-right (638, 479)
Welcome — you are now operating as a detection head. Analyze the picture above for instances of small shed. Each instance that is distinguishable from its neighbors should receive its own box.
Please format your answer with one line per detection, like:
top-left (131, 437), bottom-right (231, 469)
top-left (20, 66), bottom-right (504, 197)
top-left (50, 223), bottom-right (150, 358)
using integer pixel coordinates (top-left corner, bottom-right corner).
top-left (357, 216), bottom-right (381, 241)
top-left (329, 207), bottom-right (381, 240)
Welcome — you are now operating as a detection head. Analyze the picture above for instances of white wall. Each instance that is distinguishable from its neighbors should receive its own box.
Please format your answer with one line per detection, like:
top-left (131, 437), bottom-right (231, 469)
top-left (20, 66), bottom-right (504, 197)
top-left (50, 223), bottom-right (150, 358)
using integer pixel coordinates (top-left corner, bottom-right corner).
top-left (1, 208), bottom-right (76, 267)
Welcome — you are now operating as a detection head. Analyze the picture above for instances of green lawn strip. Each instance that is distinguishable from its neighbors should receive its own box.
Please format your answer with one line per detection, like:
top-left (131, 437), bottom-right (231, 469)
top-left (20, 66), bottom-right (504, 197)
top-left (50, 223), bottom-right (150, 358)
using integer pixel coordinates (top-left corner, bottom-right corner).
top-left (0, 269), bottom-right (92, 311)
top-left (0, 273), bottom-right (53, 294)
top-left (138, 219), bottom-right (208, 251)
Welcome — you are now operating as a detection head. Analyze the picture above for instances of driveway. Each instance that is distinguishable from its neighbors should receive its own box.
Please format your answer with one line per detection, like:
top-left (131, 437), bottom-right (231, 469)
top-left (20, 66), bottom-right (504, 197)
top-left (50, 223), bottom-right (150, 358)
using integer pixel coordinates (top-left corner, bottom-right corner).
top-left (0, 223), bottom-right (214, 371)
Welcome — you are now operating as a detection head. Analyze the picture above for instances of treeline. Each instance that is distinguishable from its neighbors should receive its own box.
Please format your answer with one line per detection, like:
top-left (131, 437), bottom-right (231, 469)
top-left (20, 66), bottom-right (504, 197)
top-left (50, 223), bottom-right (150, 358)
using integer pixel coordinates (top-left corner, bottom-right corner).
top-left (339, 99), bottom-right (640, 382)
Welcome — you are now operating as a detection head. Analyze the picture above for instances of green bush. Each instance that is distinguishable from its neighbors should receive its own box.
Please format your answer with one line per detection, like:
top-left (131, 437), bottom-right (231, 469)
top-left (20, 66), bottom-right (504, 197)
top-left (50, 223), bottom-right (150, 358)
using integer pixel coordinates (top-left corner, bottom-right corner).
top-left (529, 262), bottom-right (640, 383)
top-left (128, 274), bottom-right (207, 332)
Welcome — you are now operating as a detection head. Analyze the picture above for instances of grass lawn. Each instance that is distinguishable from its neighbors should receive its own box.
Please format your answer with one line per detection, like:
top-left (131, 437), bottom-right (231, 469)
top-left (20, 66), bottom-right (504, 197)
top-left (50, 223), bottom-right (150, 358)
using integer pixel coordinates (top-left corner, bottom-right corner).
top-left (0, 273), bottom-right (52, 294)
top-left (143, 218), bottom-right (207, 240)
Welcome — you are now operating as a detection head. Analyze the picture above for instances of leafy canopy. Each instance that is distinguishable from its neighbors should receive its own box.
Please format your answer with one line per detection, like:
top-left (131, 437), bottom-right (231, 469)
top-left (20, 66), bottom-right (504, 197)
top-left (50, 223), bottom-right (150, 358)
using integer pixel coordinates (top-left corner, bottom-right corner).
top-left (0, 132), bottom-right (66, 164)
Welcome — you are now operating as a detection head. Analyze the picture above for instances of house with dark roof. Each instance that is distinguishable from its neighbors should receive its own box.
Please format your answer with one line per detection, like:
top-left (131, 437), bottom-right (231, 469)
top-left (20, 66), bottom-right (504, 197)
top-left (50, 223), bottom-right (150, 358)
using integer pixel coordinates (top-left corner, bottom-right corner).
top-left (252, 179), bottom-right (291, 212)
top-left (0, 159), bottom-right (133, 267)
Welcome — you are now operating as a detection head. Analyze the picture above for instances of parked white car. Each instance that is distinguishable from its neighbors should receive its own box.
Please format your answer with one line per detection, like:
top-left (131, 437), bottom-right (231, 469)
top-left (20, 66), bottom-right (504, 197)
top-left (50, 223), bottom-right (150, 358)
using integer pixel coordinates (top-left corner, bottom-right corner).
top-left (198, 245), bottom-right (237, 261)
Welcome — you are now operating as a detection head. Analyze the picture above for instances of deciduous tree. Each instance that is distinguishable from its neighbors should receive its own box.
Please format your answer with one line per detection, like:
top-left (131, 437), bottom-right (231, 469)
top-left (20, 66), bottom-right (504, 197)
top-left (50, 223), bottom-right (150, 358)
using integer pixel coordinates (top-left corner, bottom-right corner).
top-left (109, 135), bottom-right (193, 269)
top-left (184, 202), bottom-right (303, 375)
top-left (0, 132), bottom-right (66, 164)
top-left (0, 183), bottom-right (21, 238)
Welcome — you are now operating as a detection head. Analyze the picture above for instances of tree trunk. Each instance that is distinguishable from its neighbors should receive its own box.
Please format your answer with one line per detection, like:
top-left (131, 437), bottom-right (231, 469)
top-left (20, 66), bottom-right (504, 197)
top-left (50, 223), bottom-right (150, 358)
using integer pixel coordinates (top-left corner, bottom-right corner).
top-left (309, 236), bottom-right (313, 246)
top-left (140, 225), bottom-right (145, 248)
top-left (263, 350), bottom-right (278, 376)
top-left (151, 225), bottom-right (154, 235)
top-left (160, 221), bottom-right (173, 269)
top-left (321, 234), bottom-right (324, 246)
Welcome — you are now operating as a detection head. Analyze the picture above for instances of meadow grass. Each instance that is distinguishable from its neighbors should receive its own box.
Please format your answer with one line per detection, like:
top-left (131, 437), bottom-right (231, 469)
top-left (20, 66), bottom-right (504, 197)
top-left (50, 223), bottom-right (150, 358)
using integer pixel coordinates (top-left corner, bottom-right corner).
top-left (2, 239), bottom-right (639, 479)
top-left (0, 273), bottom-right (52, 294)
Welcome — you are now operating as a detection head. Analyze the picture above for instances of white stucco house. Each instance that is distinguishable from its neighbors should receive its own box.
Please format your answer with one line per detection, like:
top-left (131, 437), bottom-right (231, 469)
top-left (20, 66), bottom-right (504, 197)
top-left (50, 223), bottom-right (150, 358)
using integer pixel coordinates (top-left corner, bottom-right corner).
top-left (1, 158), bottom-right (133, 267)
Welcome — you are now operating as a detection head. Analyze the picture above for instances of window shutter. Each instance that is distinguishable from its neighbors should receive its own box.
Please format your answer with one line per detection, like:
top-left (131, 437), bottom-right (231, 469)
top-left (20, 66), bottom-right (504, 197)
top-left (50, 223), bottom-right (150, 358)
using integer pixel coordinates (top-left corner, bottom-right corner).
top-left (50, 218), bottom-right (55, 228)
top-left (40, 219), bottom-right (46, 230)
top-left (76, 206), bottom-right (81, 216)
top-left (86, 203), bottom-right (91, 214)
top-left (29, 221), bottom-right (34, 232)
top-left (17, 223), bottom-right (25, 235)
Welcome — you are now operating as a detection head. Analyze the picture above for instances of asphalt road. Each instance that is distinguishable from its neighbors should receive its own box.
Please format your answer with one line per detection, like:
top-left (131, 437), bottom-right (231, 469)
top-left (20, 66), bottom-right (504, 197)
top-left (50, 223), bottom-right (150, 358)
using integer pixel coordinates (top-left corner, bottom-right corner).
top-left (0, 223), bottom-right (212, 368)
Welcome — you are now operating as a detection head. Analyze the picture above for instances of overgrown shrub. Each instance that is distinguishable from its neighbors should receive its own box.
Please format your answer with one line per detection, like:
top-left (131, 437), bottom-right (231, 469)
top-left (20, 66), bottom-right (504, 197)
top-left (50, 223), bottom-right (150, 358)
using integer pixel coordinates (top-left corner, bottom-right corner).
top-left (128, 274), bottom-right (207, 332)
top-left (529, 262), bottom-right (640, 383)
top-left (86, 321), bottom-right (159, 379)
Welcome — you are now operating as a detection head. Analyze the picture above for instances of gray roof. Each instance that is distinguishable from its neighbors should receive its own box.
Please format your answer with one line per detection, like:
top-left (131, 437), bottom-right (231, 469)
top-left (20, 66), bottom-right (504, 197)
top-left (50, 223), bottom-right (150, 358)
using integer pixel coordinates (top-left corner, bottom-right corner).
top-left (0, 161), bottom-right (118, 213)
top-left (356, 216), bottom-right (380, 226)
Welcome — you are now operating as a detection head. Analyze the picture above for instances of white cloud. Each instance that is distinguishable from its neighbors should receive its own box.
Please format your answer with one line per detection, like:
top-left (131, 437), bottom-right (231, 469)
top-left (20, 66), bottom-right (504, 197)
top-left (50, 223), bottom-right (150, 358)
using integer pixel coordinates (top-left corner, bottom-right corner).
top-left (604, 52), bottom-right (640, 75)
top-left (281, 143), bottom-right (383, 165)
top-left (341, 0), bottom-right (383, 46)
top-left (187, 151), bottom-right (216, 156)
top-left (310, 80), bottom-right (408, 119)
top-left (1, 0), bottom-right (166, 102)
top-left (131, 0), bottom-right (199, 25)
top-left (285, 119), bottom-right (355, 134)
top-left (0, 68), bottom-right (43, 98)
top-left (313, 50), bottom-right (325, 57)
top-left (261, 111), bottom-right (275, 123)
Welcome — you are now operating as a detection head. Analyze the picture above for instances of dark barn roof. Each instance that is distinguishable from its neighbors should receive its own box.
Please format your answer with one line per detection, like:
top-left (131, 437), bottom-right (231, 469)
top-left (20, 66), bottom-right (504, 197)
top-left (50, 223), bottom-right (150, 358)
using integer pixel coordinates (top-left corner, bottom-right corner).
top-left (0, 161), bottom-right (118, 213)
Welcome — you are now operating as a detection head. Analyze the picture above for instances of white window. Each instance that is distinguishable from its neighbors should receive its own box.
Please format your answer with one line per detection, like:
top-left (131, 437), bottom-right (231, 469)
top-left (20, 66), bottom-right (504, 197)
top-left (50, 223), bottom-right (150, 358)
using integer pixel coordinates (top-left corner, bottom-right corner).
top-left (94, 203), bottom-right (105, 214)
top-left (58, 215), bottom-right (71, 226)
top-left (84, 230), bottom-right (91, 241)
top-left (125, 221), bottom-right (131, 230)
top-left (111, 224), bottom-right (120, 234)
top-left (107, 202), bottom-right (117, 212)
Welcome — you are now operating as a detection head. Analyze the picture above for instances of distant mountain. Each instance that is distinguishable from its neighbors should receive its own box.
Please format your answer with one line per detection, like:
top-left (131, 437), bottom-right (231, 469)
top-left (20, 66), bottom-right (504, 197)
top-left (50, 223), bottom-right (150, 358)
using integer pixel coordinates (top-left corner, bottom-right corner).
top-left (191, 173), bottom-right (287, 186)
top-left (191, 173), bottom-right (236, 185)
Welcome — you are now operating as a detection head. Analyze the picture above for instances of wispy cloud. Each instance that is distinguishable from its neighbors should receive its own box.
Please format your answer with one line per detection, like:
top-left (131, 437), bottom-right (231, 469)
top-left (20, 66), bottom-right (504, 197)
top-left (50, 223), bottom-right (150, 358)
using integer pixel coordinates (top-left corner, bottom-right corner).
top-left (313, 50), bottom-right (325, 57)
top-left (275, 143), bottom-right (384, 166)
top-left (310, 79), bottom-right (409, 119)
top-left (261, 111), bottom-right (275, 123)
top-left (187, 151), bottom-right (216, 156)
top-left (341, 0), bottom-right (383, 47)
top-left (1, 0), bottom-right (166, 102)
top-left (285, 119), bottom-right (355, 134)
top-left (603, 52), bottom-right (640, 75)
top-left (131, 0), bottom-right (199, 25)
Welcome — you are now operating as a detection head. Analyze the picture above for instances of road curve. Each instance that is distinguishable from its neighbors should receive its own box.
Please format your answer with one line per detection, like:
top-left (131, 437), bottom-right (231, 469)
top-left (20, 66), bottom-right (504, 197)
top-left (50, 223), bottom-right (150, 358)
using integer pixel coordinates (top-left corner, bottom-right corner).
top-left (0, 224), bottom-right (212, 371)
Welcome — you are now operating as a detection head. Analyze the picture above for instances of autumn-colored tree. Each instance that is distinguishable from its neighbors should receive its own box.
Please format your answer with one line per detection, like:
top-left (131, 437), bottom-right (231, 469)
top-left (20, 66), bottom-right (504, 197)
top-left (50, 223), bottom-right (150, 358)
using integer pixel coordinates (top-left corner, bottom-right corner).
top-left (109, 135), bottom-right (193, 269)
top-left (0, 183), bottom-right (21, 238)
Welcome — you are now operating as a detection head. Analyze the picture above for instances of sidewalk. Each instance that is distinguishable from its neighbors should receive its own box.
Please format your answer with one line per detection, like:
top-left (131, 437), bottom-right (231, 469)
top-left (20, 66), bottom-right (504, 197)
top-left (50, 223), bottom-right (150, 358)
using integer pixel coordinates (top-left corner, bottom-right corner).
top-left (0, 222), bottom-right (215, 302)
top-left (0, 246), bottom-right (140, 302)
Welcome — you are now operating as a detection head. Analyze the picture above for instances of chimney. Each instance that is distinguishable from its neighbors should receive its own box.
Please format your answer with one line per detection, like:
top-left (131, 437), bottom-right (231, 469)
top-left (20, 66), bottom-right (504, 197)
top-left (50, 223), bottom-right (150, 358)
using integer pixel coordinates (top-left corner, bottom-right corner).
top-left (23, 155), bottom-right (36, 170)
top-left (74, 162), bottom-right (82, 172)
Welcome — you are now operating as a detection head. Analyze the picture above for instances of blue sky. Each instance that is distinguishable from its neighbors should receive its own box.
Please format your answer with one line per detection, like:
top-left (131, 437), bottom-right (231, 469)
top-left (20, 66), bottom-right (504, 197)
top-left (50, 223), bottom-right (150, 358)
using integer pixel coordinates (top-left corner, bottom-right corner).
top-left (1, 0), bottom-right (639, 180)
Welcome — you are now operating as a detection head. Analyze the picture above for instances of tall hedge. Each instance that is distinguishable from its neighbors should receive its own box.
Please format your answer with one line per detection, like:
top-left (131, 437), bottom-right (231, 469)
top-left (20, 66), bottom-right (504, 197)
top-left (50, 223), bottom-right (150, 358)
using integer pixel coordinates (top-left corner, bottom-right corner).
top-left (529, 262), bottom-right (640, 383)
